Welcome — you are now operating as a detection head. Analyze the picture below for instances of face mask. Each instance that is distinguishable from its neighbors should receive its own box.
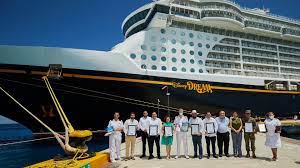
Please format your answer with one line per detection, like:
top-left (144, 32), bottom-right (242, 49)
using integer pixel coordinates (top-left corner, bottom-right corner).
top-left (269, 115), bottom-right (274, 119)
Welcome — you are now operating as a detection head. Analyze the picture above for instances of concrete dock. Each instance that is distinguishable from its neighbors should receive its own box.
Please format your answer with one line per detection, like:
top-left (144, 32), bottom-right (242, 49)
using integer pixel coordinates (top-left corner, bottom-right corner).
top-left (106, 133), bottom-right (300, 168)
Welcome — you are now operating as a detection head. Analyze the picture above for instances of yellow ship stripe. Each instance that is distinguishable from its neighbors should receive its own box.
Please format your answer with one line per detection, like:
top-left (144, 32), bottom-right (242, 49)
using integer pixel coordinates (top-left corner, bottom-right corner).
top-left (1, 68), bottom-right (300, 95)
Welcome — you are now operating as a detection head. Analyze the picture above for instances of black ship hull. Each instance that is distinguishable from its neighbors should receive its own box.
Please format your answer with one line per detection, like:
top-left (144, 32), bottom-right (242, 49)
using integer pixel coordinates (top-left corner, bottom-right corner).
top-left (0, 65), bottom-right (299, 133)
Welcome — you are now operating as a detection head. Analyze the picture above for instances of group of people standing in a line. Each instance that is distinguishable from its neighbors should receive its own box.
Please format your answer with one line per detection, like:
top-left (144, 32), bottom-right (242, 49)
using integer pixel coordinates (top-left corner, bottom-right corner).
top-left (106, 109), bottom-right (282, 163)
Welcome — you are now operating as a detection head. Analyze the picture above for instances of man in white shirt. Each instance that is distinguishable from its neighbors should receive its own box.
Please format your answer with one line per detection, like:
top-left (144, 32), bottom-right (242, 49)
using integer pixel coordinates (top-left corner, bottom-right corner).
top-left (203, 112), bottom-right (218, 159)
top-left (146, 111), bottom-right (162, 160)
top-left (107, 112), bottom-right (124, 162)
top-left (123, 112), bottom-right (139, 161)
top-left (138, 111), bottom-right (151, 158)
top-left (215, 111), bottom-right (230, 157)
top-left (189, 110), bottom-right (204, 159)
top-left (174, 108), bottom-right (189, 159)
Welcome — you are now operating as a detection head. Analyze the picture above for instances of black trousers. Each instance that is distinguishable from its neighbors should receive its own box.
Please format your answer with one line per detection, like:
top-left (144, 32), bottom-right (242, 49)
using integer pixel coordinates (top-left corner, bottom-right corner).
top-left (217, 132), bottom-right (230, 155)
top-left (148, 135), bottom-right (160, 157)
top-left (141, 131), bottom-right (148, 155)
top-left (205, 136), bottom-right (216, 156)
top-left (192, 135), bottom-right (203, 157)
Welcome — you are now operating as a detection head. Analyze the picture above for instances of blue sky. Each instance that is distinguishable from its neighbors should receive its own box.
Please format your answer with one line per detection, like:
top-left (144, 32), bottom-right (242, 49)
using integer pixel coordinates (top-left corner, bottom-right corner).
top-left (0, 0), bottom-right (299, 51)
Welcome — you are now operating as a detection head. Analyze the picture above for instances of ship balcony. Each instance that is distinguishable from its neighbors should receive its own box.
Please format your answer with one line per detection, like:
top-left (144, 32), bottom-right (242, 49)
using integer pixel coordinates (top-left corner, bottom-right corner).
top-left (244, 20), bottom-right (282, 34)
top-left (282, 27), bottom-right (300, 37)
top-left (200, 9), bottom-right (244, 27)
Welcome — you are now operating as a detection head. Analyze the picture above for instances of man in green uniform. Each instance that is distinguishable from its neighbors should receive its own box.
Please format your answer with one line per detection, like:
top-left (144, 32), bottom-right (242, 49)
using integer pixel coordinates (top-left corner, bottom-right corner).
top-left (243, 110), bottom-right (257, 158)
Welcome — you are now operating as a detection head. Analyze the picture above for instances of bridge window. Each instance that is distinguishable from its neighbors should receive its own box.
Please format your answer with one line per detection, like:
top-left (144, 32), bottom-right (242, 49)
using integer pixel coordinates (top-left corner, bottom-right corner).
top-left (123, 8), bottom-right (150, 36)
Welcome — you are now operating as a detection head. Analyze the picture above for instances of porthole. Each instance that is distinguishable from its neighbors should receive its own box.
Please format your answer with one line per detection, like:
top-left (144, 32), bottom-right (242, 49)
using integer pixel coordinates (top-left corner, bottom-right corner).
top-left (161, 66), bottom-right (167, 71)
top-left (141, 54), bottom-right (147, 60)
top-left (181, 58), bottom-right (186, 63)
top-left (206, 44), bottom-right (210, 49)
top-left (199, 69), bottom-right (203, 73)
top-left (161, 56), bottom-right (167, 62)
top-left (172, 57), bottom-right (177, 63)
top-left (161, 38), bottom-right (167, 43)
top-left (171, 39), bottom-right (176, 44)
top-left (197, 34), bottom-right (202, 39)
top-left (190, 68), bottom-right (195, 73)
top-left (172, 67), bottom-right (177, 71)
top-left (151, 65), bottom-right (157, 70)
top-left (198, 43), bottom-right (202, 47)
top-left (189, 33), bottom-right (194, 38)
top-left (171, 48), bottom-right (177, 53)
top-left (161, 47), bottom-right (167, 52)
top-left (198, 51), bottom-right (202, 56)
top-left (181, 67), bottom-right (186, 72)
top-left (161, 29), bottom-right (166, 34)
top-left (180, 32), bottom-right (185, 36)
top-left (141, 64), bottom-right (147, 69)
top-left (151, 46), bottom-right (157, 52)
top-left (151, 55), bottom-right (157, 61)
top-left (198, 60), bottom-right (203, 65)
top-left (190, 59), bottom-right (195, 64)
top-left (130, 53), bottom-right (136, 59)
top-left (181, 49), bottom-right (186, 54)
top-left (190, 50), bottom-right (194, 55)
top-left (189, 42), bottom-right (194, 47)
top-left (180, 40), bottom-right (185, 45)
top-left (141, 45), bottom-right (147, 50)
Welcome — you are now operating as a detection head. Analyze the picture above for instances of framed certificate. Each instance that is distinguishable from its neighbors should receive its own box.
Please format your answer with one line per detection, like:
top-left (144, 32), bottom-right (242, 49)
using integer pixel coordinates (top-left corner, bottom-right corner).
top-left (206, 123), bottom-right (215, 134)
top-left (245, 122), bottom-right (254, 133)
top-left (128, 125), bottom-right (136, 136)
top-left (164, 126), bottom-right (173, 137)
top-left (180, 123), bottom-right (189, 132)
top-left (258, 123), bottom-right (267, 133)
top-left (191, 124), bottom-right (200, 135)
top-left (149, 125), bottom-right (158, 136)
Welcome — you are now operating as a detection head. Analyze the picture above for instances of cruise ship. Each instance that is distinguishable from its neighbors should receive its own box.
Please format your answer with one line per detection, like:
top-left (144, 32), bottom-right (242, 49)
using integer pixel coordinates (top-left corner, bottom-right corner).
top-left (0, 0), bottom-right (300, 132)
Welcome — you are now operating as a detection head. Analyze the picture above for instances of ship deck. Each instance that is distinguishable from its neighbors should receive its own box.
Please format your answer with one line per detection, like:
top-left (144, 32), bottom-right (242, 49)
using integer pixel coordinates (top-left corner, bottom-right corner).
top-left (105, 133), bottom-right (300, 168)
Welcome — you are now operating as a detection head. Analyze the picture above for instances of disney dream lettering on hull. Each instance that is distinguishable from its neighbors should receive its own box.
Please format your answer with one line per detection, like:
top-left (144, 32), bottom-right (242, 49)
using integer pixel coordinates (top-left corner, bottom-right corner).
top-left (0, 0), bottom-right (300, 132)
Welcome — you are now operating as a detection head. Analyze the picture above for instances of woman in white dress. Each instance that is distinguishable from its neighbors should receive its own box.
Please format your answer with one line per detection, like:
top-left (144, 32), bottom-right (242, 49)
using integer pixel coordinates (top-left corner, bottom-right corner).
top-left (264, 112), bottom-right (281, 161)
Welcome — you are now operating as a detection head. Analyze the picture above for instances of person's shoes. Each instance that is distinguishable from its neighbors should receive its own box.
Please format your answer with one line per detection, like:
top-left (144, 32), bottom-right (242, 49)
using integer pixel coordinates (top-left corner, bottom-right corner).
top-left (124, 158), bottom-right (128, 161)
top-left (140, 155), bottom-right (146, 158)
top-left (148, 155), bottom-right (154, 160)
top-left (225, 154), bottom-right (230, 157)
top-left (238, 155), bottom-right (242, 158)
top-left (207, 155), bottom-right (210, 159)
top-left (185, 155), bottom-right (190, 159)
top-left (131, 157), bottom-right (135, 160)
top-left (115, 158), bottom-right (120, 161)
top-left (174, 156), bottom-right (179, 159)
top-left (252, 152), bottom-right (257, 158)
top-left (213, 155), bottom-right (218, 158)
top-left (219, 154), bottom-right (222, 157)
top-left (272, 157), bottom-right (277, 161)
top-left (193, 155), bottom-right (198, 158)
top-left (199, 156), bottom-right (203, 159)
top-left (234, 154), bottom-right (238, 157)
top-left (157, 156), bottom-right (162, 159)
top-left (111, 160), bottom-right (116, 163)
top-left (246, 152), bottom-right (250, 158)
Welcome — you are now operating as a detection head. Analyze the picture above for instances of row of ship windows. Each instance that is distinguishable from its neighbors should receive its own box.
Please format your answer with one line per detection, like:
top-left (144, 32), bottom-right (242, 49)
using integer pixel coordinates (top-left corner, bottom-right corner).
top-left (130, 54), bottom-right (203, 65)
top-left (160, 28), bottom-right (218, 41)
top-left (147, 38), bottom-right (212, 48)
top-left (141, 64), bottom-right (204, 73)
top-left (141, 45), bottom-right (209, 55)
